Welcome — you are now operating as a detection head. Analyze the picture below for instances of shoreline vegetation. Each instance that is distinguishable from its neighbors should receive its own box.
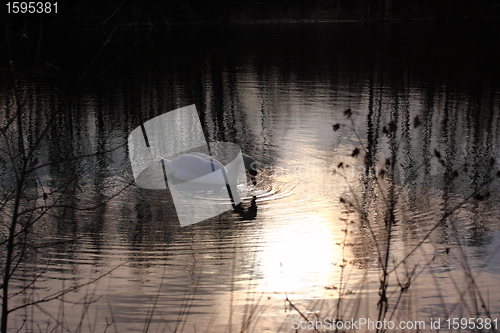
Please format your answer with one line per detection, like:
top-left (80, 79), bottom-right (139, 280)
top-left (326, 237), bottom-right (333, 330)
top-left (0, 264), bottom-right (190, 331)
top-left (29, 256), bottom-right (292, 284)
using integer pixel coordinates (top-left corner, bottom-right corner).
top-left (2, 0), bottom-right (500, 28)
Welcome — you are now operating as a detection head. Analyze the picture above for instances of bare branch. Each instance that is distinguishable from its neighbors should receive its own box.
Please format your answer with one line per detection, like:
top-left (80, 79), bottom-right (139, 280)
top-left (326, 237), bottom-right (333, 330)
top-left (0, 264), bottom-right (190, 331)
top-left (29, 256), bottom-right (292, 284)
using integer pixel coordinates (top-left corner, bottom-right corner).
top-left (7, 265), bottom-right (122, 314)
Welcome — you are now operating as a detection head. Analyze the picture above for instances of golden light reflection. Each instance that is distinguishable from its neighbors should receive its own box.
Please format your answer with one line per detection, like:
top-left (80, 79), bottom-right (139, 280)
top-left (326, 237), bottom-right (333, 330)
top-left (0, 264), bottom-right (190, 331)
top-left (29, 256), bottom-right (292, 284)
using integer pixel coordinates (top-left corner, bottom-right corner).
top-left (257, 213), bottom-right (340, 294)
top-left (252, 138), bottom-right (349, 296)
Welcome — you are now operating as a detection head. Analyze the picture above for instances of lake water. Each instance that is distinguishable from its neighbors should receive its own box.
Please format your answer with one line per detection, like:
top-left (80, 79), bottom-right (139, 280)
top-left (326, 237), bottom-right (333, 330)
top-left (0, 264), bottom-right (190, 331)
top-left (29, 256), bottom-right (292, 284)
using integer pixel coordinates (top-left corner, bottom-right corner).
top-left (2, 21), bottom-right (500, 332)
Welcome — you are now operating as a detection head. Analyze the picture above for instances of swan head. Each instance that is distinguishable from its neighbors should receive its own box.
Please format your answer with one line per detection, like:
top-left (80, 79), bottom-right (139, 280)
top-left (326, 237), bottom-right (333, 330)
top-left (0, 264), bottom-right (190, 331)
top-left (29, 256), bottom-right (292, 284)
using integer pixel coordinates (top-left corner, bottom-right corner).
top-left (242, 153), bottom-right (258, 185)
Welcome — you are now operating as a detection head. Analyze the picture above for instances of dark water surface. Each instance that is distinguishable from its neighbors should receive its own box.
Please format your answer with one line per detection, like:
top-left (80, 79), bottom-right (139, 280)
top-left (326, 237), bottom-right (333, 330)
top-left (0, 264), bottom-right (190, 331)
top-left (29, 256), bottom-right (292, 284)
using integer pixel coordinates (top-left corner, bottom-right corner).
top-left (2, 21), bottom-right (500, 332)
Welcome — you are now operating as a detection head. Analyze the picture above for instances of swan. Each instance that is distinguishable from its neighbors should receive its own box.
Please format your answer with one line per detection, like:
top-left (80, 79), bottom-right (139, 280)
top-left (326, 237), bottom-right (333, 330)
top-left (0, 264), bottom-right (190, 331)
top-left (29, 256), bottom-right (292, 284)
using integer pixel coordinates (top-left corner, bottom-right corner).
top-left (161, 152), bottom-right (258, 185)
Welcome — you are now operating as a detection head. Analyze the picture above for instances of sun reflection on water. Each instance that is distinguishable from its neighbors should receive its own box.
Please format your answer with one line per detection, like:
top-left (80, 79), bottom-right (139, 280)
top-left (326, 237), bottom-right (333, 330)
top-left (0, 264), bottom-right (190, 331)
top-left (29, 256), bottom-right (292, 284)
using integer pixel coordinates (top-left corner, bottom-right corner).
top-left (258, 215), bottom-right (339, 294)
top-left (251, 143), bottom-right (349, 297)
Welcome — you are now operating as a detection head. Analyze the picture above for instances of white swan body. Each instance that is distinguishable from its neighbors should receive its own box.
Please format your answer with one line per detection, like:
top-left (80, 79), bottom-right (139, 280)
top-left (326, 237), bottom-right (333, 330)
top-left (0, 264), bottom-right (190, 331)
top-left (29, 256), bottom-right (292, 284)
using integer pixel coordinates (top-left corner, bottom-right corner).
top-left (161, 152), bottom-right (257, 185)
top-left (161, 152), bottom-right (229, 184)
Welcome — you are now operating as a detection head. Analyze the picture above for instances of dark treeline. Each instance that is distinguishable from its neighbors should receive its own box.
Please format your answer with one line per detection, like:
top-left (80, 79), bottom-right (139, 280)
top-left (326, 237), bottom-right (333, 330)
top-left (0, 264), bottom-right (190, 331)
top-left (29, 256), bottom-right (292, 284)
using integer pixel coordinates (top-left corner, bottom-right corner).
top-left (2, 0), bottom-right (500, 28)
